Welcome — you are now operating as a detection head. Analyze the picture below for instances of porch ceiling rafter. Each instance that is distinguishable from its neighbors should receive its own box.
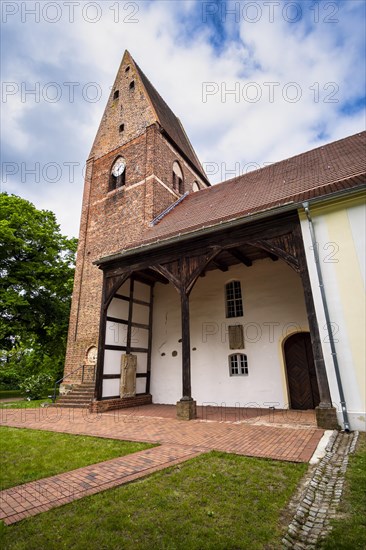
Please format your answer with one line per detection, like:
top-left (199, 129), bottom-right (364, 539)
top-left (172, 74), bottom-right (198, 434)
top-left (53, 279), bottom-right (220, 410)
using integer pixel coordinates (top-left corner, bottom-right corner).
top-left (151, 246), bottom-right (223, 295)
top-left (227, 248), bottom-right (253, 267)
top-left (212, 258), bottom-right (229, 272)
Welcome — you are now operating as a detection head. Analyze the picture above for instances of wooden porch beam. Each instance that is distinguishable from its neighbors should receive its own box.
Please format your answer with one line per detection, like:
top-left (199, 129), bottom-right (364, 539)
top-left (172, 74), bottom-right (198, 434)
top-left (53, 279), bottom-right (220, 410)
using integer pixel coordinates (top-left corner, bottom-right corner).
top-left (228, 248), bottom-right (253, 267)
top-left (138, 269), bottom-right (169, 285)
top-left (212, 259), bottom-right (229, 272)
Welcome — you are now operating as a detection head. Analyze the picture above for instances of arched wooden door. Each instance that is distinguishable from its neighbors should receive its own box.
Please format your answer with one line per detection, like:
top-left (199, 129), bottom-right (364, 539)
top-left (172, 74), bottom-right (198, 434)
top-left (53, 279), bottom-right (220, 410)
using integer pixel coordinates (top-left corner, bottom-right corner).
top-left (284, 332), bottom-right (320, 410)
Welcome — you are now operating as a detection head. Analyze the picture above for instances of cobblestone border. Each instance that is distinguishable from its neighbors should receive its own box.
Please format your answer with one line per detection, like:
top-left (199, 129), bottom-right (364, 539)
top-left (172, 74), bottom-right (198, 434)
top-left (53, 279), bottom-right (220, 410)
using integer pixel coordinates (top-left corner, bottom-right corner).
top-left (282, 430), bottom-right (359, 549)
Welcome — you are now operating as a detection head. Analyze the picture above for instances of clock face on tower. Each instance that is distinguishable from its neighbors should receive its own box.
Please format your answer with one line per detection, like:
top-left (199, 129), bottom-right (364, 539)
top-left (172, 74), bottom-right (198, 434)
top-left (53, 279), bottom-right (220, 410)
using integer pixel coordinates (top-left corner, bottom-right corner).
top-left (112, 157), bottom-right (126, 177)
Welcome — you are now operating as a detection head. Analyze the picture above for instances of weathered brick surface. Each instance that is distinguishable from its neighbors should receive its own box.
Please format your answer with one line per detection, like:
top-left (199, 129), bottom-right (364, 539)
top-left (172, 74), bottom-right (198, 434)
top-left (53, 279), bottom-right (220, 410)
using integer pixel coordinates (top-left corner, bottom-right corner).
top-left (64, 53), bottom-right (208, 383)
top-left (89, 394), bottom-right (152, 413)
top-left (90, 51), bottom-right (156, 161)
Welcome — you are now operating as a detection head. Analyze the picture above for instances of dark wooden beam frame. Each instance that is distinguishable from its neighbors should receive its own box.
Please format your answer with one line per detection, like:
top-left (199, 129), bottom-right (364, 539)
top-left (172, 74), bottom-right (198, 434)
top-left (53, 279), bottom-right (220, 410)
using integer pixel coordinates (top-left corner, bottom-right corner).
top-left (228, 248), bottom-right (253, 267)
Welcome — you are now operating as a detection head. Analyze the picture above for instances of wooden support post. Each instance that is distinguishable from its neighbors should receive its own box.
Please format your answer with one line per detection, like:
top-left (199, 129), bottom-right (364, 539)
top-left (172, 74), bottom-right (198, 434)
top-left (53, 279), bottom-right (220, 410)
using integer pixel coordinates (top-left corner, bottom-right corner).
top-left (181, 291), bottom-right (191, 398)
top-left (177, 290), bottom-right (196, 420)
top-left (301, 268), bottom-right (334, 407)
top-left (299, 259), bottom-right (332, 408)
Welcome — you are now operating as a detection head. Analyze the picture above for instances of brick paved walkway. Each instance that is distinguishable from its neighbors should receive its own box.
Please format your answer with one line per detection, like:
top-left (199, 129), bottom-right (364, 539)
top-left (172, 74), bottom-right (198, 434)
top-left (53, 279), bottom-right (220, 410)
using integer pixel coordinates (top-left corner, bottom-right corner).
top-left (0, 444), bottom-right (202, 525)
top-left (103, 403), bottom-right (318, 425)
top-left (1, 405), bottom-right (322, 461)
top-left (0, 405), bottom-right (324, 525)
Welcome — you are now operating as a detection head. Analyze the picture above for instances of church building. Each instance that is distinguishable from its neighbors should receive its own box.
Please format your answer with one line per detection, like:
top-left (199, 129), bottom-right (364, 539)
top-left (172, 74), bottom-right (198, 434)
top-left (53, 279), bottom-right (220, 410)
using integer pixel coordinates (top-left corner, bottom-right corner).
top-left (61, 51), bottom-right (366, 432)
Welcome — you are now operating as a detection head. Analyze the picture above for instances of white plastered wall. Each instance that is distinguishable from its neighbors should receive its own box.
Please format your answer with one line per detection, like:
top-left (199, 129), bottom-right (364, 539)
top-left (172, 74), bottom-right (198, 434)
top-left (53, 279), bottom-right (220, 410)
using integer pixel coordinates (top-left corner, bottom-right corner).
top-left (102, 279), bottom-right (150, 398)
top-left (299, 197), bottom-right (366, 431)
top-left (151, 258), bottom-right (309, 408)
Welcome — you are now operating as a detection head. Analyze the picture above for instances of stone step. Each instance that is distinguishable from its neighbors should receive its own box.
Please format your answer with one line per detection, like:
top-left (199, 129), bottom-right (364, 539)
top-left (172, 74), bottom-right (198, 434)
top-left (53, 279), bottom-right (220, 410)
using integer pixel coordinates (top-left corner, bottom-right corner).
top-left (66, 386), bottom-right (94, 390)
top-left (48, 402), bottom-right (90, 409)
top-left (63, 383), bottom-right (95, 389)
top-left (54, 381), bottom-right (96, 408)
top-left (57, 397), bottom-right (93, 404)
top-left (64, 391), bottom-right (94, 396)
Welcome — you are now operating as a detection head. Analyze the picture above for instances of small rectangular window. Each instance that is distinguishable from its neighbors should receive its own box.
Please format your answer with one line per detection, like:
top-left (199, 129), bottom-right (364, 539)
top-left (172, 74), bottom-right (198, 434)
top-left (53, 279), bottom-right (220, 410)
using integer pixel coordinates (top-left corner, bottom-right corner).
top-left (113, 90), bottom-right (119, 100)
top-left (229, 354), bottom-right (248, 376)
top-left (226, 281), bottom-right (243, 318)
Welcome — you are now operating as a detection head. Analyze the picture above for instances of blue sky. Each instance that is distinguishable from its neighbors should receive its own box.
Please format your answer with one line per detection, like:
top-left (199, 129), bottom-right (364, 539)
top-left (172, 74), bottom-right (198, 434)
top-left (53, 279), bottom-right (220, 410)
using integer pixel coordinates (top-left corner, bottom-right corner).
top-left (1, 0), bottom-right (365, 237)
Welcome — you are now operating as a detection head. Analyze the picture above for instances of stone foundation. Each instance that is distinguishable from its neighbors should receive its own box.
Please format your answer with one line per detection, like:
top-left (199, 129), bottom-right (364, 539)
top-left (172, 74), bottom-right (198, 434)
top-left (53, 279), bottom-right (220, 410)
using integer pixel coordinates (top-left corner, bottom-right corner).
top-left (315, 406), bottom-right (340, 430)
top-left (89, 394), bottom-right (152, 413)
top-left (176, 398), bottom-right (197, 420)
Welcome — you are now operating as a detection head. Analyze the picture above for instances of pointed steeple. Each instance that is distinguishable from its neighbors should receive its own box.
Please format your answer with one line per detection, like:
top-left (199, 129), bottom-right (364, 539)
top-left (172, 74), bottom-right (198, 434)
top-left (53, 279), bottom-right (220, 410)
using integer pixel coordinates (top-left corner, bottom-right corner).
top-left (89, 50), bottom-right (155, 159)
top-left (90, 51), bottom-right (208, 184)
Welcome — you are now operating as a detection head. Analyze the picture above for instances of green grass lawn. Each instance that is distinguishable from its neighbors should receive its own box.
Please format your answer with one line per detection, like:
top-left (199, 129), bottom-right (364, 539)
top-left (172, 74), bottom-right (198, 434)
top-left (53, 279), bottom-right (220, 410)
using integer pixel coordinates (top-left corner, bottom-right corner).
top-left (0, 444), bottom-right (307, 550)
top-left (317, 432), bottom-right (366, 550)
top-left (0, 388), bottom-right (58, 408)
top-left (2, 429), bottom-right (364, 549)
top-left (0, 399), bottom-right (52, 409)
top-left (0, 426), bottom-right (154, 490)
top-left (0, 390), bottom-right (22, 400)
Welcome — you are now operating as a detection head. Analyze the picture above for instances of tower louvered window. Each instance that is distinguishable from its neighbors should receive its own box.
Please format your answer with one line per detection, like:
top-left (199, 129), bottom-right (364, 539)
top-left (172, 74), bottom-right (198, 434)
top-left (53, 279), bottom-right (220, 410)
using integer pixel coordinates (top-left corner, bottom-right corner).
top-left (172, 161), bottom-right (184, 194)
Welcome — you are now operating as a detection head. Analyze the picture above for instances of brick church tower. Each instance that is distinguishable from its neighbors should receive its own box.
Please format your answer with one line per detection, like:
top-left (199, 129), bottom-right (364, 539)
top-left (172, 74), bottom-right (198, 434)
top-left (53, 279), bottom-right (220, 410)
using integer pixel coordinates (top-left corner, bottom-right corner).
top-left (63, 50), bottom-right (209, 387)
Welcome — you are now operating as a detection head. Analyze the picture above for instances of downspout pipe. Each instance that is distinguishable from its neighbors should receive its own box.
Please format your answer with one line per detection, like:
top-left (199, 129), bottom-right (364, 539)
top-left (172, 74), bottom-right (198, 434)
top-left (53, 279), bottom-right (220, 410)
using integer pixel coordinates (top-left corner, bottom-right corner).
top-left (302, 202), bottom-right (350, 432)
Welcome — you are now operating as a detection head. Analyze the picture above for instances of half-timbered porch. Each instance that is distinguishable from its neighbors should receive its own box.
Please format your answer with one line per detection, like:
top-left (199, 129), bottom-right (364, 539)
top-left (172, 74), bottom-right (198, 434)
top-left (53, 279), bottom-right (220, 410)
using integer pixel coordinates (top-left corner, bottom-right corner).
top-left (94, 212), bottom-right (339, 429)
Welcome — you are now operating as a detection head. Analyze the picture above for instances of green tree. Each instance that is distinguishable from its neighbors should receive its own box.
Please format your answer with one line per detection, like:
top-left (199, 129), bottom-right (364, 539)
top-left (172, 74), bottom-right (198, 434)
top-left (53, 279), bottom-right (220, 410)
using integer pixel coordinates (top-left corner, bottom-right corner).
top-left (0, 194), bottom-right (77, 386)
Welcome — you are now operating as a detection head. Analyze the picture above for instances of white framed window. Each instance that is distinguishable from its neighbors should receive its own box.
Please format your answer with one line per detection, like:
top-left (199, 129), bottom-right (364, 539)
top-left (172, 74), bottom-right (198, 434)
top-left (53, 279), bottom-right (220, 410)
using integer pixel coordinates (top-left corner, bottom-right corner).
top-left (225, 280), bottom-right (243, 318)
top-left (229, 354), bottom-right (248, 376)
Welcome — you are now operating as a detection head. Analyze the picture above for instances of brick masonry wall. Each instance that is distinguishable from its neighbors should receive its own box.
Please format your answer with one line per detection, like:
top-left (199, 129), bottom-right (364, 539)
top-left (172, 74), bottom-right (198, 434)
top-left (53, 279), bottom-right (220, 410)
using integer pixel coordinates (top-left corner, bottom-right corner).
top-left (89, 394), bottom-right (152, 413)
top-left (64, 54), bottom-right (208, 384)
top-left (153, 129), bottom-right (208, 199)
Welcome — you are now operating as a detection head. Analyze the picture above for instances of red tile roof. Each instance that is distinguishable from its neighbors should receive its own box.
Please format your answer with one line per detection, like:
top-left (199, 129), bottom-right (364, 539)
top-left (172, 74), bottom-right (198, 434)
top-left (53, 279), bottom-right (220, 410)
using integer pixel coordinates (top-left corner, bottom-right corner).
top-left (123, 131), bottom-right (365, 250)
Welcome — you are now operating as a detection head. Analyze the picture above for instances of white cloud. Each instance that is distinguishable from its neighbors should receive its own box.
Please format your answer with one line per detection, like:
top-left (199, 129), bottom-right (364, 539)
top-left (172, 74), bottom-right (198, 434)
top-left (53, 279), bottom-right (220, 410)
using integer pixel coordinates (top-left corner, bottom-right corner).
top-left (2, 0), bottom-right (365, 237)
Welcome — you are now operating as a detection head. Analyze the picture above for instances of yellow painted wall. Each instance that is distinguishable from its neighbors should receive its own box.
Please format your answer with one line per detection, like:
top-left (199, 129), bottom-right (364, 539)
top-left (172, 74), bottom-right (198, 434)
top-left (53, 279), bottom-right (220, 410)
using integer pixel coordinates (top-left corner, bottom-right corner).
top-left (299, 191), bottom-right (366, 430)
